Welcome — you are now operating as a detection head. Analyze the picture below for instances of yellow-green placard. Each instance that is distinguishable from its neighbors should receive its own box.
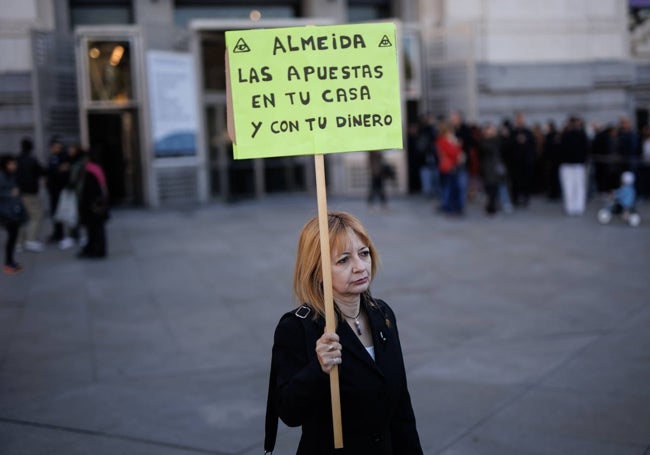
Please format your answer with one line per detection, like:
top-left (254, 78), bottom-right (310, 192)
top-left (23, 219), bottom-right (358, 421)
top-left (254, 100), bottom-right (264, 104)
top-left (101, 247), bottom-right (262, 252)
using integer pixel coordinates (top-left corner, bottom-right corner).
top-left (226, 22), bottom-right (402, 159)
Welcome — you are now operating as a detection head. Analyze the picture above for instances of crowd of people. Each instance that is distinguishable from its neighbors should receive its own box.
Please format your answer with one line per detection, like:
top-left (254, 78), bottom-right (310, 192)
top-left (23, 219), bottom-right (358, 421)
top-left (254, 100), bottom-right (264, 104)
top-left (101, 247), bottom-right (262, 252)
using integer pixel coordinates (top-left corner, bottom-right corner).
top-left (4, 113), bottom-right (648, 274)
top-left (0, 137), bottom-right (109, 275)
top-left (408, 111), bottom-right (650, 217)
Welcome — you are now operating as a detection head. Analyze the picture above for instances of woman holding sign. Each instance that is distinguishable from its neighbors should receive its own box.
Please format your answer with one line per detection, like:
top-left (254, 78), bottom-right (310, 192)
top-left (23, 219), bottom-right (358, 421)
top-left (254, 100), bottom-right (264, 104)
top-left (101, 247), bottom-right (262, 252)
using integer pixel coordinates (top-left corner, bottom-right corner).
top-left (265, 211), bottom-right (422, 454)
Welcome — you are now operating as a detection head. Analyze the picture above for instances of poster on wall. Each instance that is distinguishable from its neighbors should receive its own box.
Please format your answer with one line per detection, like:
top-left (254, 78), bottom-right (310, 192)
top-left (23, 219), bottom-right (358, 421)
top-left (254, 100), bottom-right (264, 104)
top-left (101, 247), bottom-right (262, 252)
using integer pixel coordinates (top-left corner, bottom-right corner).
top-left (147, 50), bottom-right (198, 158)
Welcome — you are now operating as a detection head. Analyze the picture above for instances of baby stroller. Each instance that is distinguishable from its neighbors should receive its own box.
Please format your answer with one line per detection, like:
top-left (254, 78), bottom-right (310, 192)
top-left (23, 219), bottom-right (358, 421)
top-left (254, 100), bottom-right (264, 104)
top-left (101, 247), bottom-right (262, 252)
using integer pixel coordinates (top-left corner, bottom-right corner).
top-left (597, 171), bottom-right (641, 227)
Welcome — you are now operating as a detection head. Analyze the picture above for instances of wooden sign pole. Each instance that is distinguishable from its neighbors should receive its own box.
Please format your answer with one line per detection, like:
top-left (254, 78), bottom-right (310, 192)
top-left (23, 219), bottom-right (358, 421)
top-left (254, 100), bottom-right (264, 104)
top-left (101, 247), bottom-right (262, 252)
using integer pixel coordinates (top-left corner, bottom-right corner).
top-left (314, 153), bottom-right (344, 449)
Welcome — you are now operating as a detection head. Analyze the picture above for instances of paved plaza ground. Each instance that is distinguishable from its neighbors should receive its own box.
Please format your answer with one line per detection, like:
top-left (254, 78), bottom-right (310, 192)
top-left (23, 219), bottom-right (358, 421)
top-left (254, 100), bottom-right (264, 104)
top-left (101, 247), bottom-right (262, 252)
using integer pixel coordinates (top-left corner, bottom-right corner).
top-left (1, 195), bottom-right (649, 454)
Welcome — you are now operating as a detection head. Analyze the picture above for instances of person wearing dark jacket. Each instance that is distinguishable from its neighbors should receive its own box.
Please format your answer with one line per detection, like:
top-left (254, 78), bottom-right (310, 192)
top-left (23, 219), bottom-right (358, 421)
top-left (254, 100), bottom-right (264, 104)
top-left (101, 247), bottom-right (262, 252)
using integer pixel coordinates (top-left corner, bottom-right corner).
top-left (592, 125), bottom-right (618, 192)
top-left (45, 137), bottom-right (69, 243)
top-left (415, 114), bottom-right (439, 198)
top-left (543, 121), bottom-right (562, 200)
top-left (478, 124), bottom-right (506, 215)
top-left (617, 116), bottom-right (639, 173)
top-left (0, 154), bottom-right (25, 274)
top-left (508, 112), bottom-right (537, 207)
top-left (559, 116), bottom-right (590, 215)
top-left (16, 138), bottom-right (45, 252)
top-left (77, 152), bottom-right (109, 258)
top-left (367, 151), bottom-right (389, 210)
top-left (266, 212), bottom-right (422, 455)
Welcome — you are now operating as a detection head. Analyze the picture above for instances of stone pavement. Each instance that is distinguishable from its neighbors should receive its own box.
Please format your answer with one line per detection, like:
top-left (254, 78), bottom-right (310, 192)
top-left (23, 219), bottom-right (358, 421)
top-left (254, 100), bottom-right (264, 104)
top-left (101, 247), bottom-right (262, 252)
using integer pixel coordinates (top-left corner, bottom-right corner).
top-left (0, 195), bottom-right (649, 455)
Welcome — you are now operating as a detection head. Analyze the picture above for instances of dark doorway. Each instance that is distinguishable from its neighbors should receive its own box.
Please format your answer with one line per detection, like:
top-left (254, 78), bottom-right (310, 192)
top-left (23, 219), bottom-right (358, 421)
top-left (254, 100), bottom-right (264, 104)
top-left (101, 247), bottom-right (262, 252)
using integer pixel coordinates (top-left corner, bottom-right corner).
top-left (636, 108), bottom-right (648, 131)
top-left (227, 157), bottom-right (255, 201)
top-left (88, 110), bottom-right (143, 205)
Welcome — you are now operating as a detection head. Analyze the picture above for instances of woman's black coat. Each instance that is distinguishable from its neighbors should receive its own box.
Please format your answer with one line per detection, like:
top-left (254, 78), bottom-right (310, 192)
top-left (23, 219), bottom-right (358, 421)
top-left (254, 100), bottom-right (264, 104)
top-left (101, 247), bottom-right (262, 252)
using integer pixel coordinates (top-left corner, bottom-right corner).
top-left (268, 297), bottom-right (423, 454)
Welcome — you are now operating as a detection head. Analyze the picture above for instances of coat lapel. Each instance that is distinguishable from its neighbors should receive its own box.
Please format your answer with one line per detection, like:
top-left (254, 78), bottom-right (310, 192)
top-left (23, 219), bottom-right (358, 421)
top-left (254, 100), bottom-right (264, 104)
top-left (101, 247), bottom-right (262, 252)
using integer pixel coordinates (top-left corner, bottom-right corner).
top-left (336, 302), bottom-right (387, 378)
top-left (365, 299), bottom-right (393, 363)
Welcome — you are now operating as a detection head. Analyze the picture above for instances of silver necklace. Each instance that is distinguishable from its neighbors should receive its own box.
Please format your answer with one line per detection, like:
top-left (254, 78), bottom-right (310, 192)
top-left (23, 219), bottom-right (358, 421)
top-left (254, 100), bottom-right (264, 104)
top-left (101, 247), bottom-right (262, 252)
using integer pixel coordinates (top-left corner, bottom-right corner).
top-left (341, 306), bottom-right (362, 336)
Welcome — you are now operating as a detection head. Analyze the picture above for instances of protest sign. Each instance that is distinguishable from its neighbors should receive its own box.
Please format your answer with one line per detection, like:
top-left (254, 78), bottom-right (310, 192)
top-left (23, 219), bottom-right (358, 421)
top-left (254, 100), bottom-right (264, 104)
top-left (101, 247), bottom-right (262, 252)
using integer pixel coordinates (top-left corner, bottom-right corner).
top-left (226, 22), bottom-right (402, 159)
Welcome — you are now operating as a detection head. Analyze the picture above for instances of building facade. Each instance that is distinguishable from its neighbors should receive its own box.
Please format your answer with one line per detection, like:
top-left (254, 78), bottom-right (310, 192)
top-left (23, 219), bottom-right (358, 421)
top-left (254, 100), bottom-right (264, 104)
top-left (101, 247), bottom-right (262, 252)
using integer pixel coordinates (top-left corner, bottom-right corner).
top-left (423, 0), bottom-right (650, 127)
top-left (0, 0), bottom-right (648, 207)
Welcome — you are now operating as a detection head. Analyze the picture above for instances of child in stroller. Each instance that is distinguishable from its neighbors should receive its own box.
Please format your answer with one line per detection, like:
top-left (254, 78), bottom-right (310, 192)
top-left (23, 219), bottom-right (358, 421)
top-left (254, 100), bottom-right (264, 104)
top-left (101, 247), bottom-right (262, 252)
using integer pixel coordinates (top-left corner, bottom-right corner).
top-left (597, 171), bottom-right (641, 227)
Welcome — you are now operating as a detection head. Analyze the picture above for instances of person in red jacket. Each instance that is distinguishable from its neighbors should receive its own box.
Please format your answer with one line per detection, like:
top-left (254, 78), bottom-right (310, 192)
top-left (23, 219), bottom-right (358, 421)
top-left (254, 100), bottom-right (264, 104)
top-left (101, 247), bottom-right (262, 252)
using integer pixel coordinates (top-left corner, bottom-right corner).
top-left (436, 122), bottom-right (463, 214)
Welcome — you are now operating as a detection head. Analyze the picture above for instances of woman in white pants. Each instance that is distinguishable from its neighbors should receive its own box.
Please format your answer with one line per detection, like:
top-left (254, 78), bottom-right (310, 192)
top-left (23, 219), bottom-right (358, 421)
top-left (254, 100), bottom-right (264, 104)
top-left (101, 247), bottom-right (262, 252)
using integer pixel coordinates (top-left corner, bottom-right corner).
top-left (559, 117), bottom-right (589, 216)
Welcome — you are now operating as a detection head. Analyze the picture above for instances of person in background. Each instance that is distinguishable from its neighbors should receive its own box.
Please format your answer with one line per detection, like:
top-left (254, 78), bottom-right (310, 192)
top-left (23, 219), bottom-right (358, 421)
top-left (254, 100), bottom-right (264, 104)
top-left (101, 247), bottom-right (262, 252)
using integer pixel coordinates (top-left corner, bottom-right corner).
top-left (45, 137), bottom-right (69, 244)
top-left (617, 116), bottom-right (639, 174)
top-left (615, 171), bottom-right (637, 220)
top-left (449, 111), bottom-right (472, 212)
top-left (16, 138), bottom-right (45, 252)
top-left (643, 125), bottom-right (650, 161)
top-left (508, 112), bottom-right (537, 207)
top-left (532, 122), bottom-right (546, 194)
top-left (367, 150), bottom-right (388, 211)
top-left (498, 120), bottom-right (515, 213)
top-left (461, 124), bottom-right (482, 203)
top-left (0, 154), bottom-right (25, 274)
top-left (415, 114), bottom-right (439, 198)
top-left (478, 123), bottom-right (506, 215)
top-left (436, 122), bottom-right (463, 215)
top-left (559, 116), bottom-right (590, 216)
top-left (543, 121), bottom-right (563, 201)
top-left (592, 124), bottom-right (619, 193)
top-left (641, 125), bottom-right (650, 199)
top-left (64, 144), bottom-right (87, 246)
top-left (265, 211), bottom-right (423, 454)
top-left (77, 151), bottom-right (109, 258)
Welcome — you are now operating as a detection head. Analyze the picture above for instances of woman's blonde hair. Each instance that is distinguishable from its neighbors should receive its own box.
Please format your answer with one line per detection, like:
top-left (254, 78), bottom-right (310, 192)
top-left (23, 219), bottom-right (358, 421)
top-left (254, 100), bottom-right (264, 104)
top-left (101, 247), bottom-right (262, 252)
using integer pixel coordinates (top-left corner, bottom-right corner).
top-left (293, 211), bottom-right (380, 318)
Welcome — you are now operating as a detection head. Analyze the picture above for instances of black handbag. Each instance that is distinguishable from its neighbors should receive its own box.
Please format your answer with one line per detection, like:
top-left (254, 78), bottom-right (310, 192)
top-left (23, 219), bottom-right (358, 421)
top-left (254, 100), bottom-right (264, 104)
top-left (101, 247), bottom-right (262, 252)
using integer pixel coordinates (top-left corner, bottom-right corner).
top-left (0, 196), bottom-right (28, 226)
top-left (264, 305), bottom-right (317, 454)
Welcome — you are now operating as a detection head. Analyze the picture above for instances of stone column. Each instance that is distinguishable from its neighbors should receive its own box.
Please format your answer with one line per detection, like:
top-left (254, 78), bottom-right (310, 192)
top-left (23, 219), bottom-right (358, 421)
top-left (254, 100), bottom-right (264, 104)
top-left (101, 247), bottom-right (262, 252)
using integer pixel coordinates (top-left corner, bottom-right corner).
top-left (302, 0), bottom-right (346, 23)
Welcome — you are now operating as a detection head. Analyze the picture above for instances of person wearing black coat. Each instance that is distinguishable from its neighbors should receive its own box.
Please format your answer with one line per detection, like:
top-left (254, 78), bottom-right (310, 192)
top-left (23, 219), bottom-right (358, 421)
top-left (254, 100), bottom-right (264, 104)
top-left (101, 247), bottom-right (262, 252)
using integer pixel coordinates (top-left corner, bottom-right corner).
top-left (45, 137), bottom-right (69, 242)
top-left (543, 121), bottom-right (563, 200)
top-left (592, 125), bottom-right (619, 192)
top-left (265, 212), bottom-right (422, 455)
top-left (478, 124), bottom-right (506, 215)
top-left (16, 138), bottom-right (46, 251)
top-left (559, 116), bottom-right (590, 216)
top-left (77, 153), bottom-right (109, 258)
top-left (508, 112), bottom-right (537, 207)
top-left (0, 154), bottom-right (25, 274)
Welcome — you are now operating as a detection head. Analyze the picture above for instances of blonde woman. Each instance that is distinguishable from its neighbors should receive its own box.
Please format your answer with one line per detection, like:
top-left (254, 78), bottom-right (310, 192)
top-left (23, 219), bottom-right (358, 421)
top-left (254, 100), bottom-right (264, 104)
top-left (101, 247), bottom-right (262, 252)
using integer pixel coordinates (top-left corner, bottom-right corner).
top-left (265, 211), bottom-right (422, 454)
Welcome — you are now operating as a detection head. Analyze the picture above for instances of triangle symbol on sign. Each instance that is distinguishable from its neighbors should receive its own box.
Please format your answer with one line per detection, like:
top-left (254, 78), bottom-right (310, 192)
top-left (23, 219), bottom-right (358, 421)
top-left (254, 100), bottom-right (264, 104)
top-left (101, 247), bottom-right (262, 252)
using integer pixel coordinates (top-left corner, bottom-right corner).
top-left (233, 38), bottom-right (251, 53)
top-left (378, 35), bottom-right (392, 47)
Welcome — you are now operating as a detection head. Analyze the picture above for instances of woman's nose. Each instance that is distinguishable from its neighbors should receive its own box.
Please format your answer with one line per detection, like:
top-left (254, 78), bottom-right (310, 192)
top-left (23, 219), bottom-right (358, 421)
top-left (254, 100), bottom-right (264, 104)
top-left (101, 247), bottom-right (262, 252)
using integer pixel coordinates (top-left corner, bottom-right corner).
top-left (351, 256), bottom-right (363, 271)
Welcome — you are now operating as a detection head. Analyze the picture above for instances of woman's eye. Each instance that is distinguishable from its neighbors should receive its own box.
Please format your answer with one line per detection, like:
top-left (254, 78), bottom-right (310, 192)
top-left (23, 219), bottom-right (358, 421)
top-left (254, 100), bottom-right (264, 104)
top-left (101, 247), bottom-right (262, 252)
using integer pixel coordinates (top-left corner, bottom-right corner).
top-left (337, 256), bottom-right (349, 264)
top-left (360, 250), bottom-right (370, 257)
